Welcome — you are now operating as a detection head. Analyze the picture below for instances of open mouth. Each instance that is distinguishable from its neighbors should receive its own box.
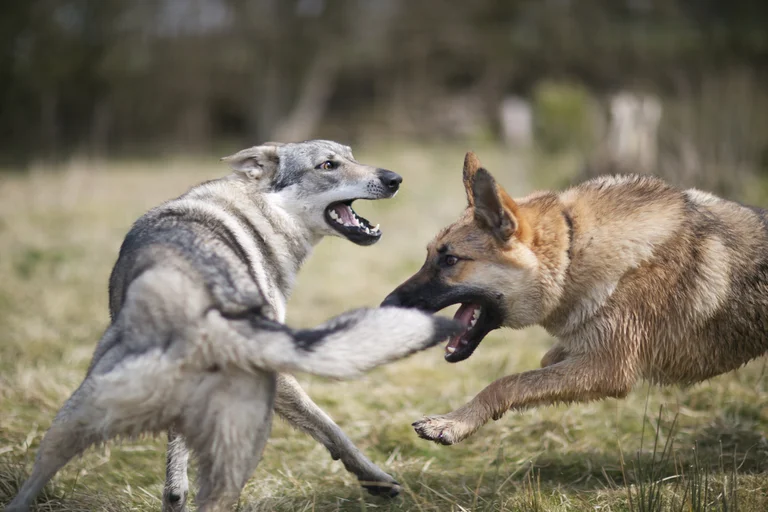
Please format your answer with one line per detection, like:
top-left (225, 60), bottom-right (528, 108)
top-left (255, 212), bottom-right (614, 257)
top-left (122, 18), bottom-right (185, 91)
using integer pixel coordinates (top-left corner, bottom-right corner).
top-left (442, 302), bottom-right (503, 363)
top-left (324, 200), bottom-right (382, 246)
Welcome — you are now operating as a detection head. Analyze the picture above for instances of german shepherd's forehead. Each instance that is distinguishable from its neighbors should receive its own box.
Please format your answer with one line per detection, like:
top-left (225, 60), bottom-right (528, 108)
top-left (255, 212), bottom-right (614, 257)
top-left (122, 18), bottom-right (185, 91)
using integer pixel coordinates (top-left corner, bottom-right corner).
top-left (428, 209), bottom-right (501, 260)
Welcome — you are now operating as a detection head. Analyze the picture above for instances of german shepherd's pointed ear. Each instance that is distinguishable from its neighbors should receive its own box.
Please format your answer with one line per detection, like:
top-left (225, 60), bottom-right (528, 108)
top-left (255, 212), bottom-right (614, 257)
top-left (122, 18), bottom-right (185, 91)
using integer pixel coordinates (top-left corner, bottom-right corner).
top-left (471, 166), bottom-right (528, 244)
top-left (462, 151), bottom-right (482, 207)
top-left (221, 143), bottom-right (281, 180)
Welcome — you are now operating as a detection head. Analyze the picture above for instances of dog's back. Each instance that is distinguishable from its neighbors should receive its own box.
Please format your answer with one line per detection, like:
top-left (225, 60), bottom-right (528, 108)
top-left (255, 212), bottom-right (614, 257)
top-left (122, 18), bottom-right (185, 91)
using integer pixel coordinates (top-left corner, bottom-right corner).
top-left (545, 175), bottom-right (768, 385)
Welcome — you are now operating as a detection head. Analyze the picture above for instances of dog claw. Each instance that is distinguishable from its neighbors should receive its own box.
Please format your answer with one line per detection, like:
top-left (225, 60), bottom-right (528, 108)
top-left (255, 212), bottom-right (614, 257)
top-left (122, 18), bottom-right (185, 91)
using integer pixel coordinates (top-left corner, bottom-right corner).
top-left (361, 480), bottom-right (401, 498)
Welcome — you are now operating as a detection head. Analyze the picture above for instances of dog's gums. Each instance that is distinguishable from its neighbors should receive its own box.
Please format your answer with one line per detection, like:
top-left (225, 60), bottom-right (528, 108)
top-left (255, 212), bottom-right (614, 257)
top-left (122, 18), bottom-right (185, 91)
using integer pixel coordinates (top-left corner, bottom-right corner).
top-left (325, 200), bottom-right (382, 246)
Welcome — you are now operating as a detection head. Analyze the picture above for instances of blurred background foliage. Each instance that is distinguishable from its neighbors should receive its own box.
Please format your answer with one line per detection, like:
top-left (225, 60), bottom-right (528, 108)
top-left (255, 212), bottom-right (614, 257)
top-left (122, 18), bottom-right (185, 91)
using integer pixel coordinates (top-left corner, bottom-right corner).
top-left (1, 0), bottom-right (768, 194)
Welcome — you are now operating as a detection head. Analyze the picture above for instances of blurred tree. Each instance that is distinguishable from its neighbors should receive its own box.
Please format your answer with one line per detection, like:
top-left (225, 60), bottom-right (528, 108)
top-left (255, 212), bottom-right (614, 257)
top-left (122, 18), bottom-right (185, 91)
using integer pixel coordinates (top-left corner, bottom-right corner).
top-left (0, 0), bottom-right (766, 166)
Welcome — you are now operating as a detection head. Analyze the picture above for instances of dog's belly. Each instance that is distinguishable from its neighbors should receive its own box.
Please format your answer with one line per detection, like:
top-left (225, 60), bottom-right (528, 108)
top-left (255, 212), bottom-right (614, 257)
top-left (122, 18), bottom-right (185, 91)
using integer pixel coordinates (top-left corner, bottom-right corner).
top-left (642, 320), bottom-right (768, 386)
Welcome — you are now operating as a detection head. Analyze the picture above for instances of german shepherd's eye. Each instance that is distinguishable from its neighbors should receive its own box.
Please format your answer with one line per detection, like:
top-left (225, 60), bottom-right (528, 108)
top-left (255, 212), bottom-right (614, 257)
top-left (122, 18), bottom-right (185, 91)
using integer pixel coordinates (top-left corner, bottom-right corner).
top-left (316, 160), bottom-right (336, 170)
top-left (443, 255), bottom-right (459, 267)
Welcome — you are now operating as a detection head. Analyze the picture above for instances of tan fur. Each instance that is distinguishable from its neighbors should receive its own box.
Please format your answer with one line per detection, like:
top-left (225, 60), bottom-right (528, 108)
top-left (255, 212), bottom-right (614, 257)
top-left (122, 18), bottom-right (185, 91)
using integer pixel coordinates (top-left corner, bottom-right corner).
top-left (396, 153), bottom-right (768, 445)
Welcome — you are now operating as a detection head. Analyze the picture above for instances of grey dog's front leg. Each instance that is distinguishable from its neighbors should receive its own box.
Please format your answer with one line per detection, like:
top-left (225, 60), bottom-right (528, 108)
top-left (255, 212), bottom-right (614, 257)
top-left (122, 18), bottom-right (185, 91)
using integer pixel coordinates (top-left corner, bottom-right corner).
top-left (163, 427), bottom-right (190, 512)
top-left (274, 373), bottom-right (400, 497)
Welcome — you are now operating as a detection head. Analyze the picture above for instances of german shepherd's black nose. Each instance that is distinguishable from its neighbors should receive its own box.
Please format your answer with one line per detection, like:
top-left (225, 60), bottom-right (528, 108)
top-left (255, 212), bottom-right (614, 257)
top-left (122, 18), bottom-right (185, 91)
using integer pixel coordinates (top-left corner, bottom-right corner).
top-left (378, 169), bottom-right (402, 192)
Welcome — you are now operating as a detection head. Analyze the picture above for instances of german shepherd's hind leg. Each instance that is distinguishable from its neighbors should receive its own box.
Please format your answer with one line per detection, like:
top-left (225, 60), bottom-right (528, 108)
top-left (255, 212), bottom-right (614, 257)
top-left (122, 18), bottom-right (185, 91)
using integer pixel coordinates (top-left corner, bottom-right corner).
top-left (162, 427), bottom-right (190, 512)
top-left (274, 374), bottom-right (400, 497)
top-left (6, 380), bottom-right (102, 511)
top-left (413, 354), bottom-right (635, 445)
top-left (182, 370), bottom-right (276, 512)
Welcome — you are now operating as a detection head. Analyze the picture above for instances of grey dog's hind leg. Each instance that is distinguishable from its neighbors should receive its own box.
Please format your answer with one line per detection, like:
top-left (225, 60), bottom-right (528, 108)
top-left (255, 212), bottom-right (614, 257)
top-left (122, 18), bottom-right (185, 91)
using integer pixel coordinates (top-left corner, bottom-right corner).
top-left (184, 372), bottom-right (276, 512)
top-left (6, 381), bottom-right (101, 512)
top-left (162, 427), bottom-right (190, 512)
top-left (274, 374), bottom-right (401, 497)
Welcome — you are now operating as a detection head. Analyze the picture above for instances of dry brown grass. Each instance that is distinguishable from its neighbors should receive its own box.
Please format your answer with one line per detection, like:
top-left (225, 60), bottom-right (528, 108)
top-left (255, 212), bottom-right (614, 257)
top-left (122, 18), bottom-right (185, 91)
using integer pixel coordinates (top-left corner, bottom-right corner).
top-left (1, 145), bottom-right (766, 511)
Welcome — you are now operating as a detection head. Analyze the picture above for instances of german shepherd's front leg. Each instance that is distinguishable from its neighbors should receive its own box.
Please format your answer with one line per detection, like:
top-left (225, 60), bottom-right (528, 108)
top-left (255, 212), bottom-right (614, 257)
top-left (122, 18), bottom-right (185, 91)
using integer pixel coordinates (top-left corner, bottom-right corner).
top-left (413, 354), bottom-right (635, 445)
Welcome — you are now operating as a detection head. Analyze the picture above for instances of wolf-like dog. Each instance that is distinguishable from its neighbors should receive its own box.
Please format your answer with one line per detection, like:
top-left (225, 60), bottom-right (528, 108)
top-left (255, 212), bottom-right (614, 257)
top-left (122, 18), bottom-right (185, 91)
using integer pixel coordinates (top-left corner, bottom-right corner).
top-left (7, 140), bottom-right (459, 512)
top-left (383, 152), bottom-right (768, 446)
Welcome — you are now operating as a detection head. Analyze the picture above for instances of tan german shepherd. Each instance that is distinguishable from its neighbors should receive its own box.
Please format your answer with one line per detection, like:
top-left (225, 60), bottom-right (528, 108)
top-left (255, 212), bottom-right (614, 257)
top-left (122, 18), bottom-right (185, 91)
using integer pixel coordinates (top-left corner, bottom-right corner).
top-left (382, 152), bottom-right (768, 446)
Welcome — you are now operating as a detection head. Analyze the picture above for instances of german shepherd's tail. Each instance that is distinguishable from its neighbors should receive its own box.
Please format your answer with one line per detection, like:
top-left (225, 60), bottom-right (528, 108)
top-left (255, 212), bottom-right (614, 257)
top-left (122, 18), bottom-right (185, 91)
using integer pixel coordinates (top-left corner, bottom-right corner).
top-left (203, 307), bottom-right (461, 379)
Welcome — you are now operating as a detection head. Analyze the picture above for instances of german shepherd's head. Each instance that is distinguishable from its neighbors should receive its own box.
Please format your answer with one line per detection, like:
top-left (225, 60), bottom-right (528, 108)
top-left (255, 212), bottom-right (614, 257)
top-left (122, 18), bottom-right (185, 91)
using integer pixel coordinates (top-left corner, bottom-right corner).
top-left (382, 152), bottom-right (569, 363)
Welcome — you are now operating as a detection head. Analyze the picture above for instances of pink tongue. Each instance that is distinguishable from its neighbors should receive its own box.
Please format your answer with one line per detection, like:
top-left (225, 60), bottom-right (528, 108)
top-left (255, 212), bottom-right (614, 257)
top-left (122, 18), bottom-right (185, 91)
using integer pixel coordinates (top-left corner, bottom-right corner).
top-left (446, 303), bottom-right (478, 353)
top-left (332, 204), bottom-right (358, 226)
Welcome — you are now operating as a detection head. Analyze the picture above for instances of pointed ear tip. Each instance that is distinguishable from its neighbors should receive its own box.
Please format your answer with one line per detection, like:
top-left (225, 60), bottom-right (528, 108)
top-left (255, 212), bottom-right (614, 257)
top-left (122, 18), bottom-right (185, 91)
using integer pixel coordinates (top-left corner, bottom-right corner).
top-left (463, 151), bottom-right (481, 173)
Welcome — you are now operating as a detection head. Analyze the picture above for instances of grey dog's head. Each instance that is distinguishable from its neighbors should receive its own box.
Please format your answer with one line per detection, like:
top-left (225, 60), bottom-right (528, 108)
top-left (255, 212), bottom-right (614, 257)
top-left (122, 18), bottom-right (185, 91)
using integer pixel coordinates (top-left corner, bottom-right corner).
top-left (222, 140), bottom-right (401, 245)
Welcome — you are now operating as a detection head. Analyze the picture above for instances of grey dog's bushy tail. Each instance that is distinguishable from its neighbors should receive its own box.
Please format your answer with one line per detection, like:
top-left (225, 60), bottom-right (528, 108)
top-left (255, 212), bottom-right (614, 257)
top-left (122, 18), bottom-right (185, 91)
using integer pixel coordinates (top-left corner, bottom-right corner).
top-left (203, 307), bottom-right (460, 379)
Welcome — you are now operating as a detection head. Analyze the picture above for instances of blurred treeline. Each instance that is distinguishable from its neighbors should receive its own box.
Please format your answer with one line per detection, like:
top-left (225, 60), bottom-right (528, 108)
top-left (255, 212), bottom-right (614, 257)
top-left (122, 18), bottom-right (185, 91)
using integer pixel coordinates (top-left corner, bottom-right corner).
top-left (1, 0), bottom-right (768, 181)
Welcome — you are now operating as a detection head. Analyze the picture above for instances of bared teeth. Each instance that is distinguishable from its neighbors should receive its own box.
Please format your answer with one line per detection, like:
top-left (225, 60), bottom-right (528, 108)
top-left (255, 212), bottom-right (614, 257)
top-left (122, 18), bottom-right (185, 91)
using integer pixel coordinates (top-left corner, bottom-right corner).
top-left (446, 345), bottom-right (456, 354)
top-left (469, 307), bottom-right (481, 328)
top-left (328, 202), bottom-right (381, 235)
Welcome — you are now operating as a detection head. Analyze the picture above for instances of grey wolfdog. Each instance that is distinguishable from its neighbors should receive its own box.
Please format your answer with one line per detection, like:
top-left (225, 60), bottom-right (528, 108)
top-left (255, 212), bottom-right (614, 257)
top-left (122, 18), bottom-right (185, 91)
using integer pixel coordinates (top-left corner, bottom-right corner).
top-left (7, 140), bottom-right (459, 512)
top-left (383, 153), bottom-right (768, 446)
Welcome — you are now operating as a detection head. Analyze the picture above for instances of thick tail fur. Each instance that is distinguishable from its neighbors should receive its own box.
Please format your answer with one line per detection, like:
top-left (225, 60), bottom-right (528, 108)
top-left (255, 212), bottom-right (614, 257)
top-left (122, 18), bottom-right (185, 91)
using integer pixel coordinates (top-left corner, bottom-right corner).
top-left (203, 307), bottom-right (460, 379)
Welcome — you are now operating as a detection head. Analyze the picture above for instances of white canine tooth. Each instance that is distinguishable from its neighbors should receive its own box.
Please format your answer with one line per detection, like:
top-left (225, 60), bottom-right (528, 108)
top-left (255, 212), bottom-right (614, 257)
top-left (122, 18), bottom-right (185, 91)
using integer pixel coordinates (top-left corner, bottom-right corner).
top-left (329, 210), bottom-right (339, 219)
top-left (446, 345), bottom-right (456, 353)
top-left (335, 217), bottom-right (344, 224)
top-left (374, 224), bottom-right (380, 231)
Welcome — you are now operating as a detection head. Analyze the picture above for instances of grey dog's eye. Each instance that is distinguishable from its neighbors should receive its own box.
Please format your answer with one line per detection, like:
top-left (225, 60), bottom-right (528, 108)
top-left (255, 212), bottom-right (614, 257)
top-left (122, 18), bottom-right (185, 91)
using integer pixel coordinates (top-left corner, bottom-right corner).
top-left (317, 160), bottom-right (335, 170)
top-left (444, 255), bottom-right (459, 267)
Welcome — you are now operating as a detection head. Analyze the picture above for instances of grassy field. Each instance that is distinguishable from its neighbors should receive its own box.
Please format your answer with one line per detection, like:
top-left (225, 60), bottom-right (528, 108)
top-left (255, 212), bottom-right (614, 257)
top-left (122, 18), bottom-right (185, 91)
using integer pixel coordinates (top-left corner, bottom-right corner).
top-left (1, 145), bottom-right (767, 511)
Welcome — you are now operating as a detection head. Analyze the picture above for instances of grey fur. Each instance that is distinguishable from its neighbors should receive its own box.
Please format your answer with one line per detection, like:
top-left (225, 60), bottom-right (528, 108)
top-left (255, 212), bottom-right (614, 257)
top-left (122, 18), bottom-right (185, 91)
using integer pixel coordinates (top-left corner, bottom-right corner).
top-left (7, 140), bottom-right (459, 512)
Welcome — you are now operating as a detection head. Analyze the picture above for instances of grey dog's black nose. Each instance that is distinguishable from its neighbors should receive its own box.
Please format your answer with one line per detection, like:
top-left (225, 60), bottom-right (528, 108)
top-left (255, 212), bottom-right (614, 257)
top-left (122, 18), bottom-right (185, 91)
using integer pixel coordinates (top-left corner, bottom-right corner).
top-left (378, 169), bottom-right (402, 192)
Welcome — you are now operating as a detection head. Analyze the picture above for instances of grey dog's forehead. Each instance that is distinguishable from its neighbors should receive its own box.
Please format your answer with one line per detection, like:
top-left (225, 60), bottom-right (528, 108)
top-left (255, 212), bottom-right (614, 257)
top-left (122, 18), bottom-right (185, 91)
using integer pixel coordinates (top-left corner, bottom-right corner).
top-left (271, 140), bottom-right (356, 191)
top-left (278, 140), bottom-right (354, 163)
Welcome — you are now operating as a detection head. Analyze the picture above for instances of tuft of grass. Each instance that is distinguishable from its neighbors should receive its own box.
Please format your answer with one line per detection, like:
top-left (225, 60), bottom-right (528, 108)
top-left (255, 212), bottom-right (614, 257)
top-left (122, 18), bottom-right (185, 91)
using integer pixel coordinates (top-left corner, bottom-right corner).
top-left (1, 146), bottom-right (767, 511)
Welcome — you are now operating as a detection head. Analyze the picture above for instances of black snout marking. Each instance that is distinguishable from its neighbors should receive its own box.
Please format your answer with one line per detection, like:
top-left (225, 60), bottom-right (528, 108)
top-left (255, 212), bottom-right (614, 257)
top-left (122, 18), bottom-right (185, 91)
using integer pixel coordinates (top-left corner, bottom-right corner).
top-left (381, 292), bottom-right (402, 307)
top-left (381, 272), bottom-right (458, 312)
top-left (377, 169), bottom-right (402, 192)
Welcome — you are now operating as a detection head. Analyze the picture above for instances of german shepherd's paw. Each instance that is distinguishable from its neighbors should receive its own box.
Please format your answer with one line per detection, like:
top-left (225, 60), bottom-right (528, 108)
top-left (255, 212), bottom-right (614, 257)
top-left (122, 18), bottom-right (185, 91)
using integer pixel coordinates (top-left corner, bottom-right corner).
top-left (412, 415), bottom-right (473, 445)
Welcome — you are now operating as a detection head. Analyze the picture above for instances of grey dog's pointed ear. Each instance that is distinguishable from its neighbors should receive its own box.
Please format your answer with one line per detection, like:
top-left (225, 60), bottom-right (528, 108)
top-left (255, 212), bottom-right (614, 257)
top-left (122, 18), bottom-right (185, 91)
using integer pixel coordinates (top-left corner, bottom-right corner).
top-left (221, 144), bottom-right (281, 180)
